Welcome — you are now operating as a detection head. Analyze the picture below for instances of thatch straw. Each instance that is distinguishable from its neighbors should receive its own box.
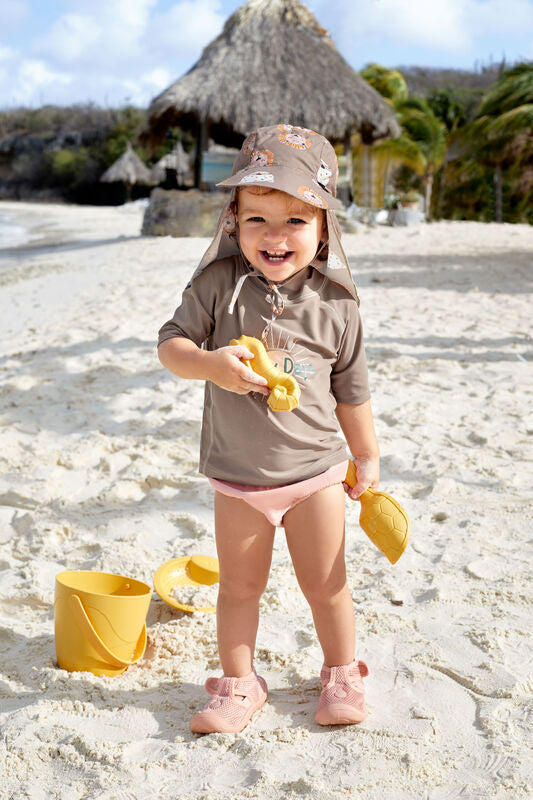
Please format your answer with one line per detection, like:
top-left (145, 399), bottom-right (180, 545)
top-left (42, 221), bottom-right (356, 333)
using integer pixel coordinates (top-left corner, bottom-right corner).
top-left (140, 0), bottom-right (400, 149)
top-left (100, 142), bottom-right (152, 185)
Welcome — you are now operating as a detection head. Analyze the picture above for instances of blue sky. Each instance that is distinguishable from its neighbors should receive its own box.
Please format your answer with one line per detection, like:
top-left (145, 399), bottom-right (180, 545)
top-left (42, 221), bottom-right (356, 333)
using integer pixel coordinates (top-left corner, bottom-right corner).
top-left (1, 0), bottom-right (532, 108)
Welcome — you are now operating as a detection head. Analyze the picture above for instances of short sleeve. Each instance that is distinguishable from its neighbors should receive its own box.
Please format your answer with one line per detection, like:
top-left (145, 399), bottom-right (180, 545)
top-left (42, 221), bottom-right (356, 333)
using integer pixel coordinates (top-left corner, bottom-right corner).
top-left (157, 268), bottom-right (216, 348)
top-left (330, 304), bottom-right (371, 404)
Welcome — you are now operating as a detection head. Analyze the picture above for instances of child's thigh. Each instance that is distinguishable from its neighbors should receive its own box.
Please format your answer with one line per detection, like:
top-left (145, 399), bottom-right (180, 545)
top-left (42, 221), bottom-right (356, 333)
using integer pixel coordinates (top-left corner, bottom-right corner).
top-left (284, 483), bottom-right (346, 588)
top-left (214, 491), bottom-right (275, 588)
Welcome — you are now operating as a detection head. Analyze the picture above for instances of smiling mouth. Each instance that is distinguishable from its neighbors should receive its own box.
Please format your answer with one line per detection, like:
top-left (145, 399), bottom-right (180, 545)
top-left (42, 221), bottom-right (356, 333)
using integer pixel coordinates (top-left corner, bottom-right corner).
top-left (261, 250), bottom-right (293, 262)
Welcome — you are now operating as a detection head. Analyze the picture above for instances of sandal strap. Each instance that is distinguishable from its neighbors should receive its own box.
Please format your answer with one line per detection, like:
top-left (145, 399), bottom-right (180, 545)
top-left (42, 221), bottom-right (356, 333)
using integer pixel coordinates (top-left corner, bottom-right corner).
top-left (204, 668), bottom-right (266, 699)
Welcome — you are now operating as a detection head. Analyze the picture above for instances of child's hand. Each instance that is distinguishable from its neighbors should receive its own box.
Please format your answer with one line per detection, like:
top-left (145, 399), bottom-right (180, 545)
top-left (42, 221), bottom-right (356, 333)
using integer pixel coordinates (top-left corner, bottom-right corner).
top-left (343, 457), bottom-right (380, 500)
top-left (206, 346), bottom-right (270, 396)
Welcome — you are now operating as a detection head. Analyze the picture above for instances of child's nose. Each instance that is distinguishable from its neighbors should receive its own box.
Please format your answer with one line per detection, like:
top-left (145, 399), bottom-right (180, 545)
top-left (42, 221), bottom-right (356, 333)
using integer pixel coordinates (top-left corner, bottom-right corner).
top-left (263, 225), bottom-right (286, 245)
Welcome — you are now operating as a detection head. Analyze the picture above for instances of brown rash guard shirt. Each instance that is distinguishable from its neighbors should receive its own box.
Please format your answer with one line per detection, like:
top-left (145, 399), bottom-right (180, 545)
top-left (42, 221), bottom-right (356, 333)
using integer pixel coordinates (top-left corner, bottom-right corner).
top-left (158, 255), bottom-right (370, 486)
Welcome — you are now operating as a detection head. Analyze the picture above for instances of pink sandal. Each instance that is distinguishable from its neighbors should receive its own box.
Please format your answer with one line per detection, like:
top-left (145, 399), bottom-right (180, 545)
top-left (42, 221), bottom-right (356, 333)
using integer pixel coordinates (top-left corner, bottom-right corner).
top-left (315, 660), bottom-right (369, 725)
top-left (190, 668), bottom-right (268, 734)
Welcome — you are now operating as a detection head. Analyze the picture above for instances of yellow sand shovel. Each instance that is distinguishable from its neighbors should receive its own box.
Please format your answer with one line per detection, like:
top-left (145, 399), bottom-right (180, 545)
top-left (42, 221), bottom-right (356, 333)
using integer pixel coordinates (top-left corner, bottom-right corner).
top-left (345, 461), bottom-right (410, 564)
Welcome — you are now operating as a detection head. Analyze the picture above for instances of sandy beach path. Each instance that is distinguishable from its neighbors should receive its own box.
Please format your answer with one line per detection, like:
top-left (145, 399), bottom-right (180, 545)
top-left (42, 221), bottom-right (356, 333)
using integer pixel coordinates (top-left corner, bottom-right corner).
top-left (0, 201), bottom-right (532, 799)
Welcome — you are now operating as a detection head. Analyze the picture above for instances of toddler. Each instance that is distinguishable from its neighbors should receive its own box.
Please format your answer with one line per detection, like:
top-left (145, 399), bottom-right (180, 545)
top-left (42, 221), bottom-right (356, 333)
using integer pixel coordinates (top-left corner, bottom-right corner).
top-left (158, 124), bottom-right (379, 733)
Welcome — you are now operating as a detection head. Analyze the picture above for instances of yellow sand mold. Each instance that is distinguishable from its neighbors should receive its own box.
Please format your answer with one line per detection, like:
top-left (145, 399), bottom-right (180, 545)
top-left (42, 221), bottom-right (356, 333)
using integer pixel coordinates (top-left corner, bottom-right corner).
top-left (345, 461), bottom-right (410, 564)
top-left (230, 334), bottom-right (301, 411)
top-left (154, 554), bottom-right (220, 613)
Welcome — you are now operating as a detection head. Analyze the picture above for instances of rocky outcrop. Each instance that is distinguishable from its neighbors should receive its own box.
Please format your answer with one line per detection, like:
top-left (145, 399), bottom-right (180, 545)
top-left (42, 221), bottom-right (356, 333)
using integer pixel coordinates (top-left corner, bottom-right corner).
top-left (142, 188), bottom-right (229, 237)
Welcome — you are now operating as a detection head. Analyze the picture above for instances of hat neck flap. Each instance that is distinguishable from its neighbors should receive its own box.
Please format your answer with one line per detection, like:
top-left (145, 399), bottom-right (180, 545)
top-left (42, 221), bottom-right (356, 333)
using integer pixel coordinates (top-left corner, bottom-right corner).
top-left (192, 197), bottom-right (359, 305)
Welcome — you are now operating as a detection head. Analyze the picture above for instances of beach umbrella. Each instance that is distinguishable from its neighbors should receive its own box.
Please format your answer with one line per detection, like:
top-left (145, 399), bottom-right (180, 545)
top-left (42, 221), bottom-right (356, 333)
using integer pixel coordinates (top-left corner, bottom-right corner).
top-left (150, 141), bottom-right (192, 185)
top-left (100, 141), bottom-right (153, 198)
top-left (140, 0), bottom-right (400, 189)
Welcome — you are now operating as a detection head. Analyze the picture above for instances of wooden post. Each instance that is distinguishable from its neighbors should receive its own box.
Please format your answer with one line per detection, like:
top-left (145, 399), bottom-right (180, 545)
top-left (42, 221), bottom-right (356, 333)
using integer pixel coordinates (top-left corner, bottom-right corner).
top-left (344, 133), bottom-right (353, 204)
top-left (361, 144), bottom-right (372, 208)
top-left (494, 165), bottom-right (503, 222)
top-left (194, 117), bottom-right (209, 189)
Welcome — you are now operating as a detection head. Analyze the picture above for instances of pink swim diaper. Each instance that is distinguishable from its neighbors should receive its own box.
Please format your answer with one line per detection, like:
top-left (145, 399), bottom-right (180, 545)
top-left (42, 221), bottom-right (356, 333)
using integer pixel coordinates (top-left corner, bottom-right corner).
top-left (208, 460), bottom-right (349, 527)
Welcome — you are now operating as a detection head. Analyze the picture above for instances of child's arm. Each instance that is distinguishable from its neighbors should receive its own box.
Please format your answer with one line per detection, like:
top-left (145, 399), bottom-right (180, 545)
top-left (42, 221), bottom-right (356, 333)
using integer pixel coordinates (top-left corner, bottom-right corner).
top-left (158, 337), bottom-right (270, 396)
top-left (335, 399), bottom-right (380, 499)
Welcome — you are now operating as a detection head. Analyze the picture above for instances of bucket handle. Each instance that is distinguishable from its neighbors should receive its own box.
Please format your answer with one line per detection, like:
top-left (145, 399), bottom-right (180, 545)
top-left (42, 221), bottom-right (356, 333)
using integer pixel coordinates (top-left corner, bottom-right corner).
top-left (69, 594), bottom-right (147, 668)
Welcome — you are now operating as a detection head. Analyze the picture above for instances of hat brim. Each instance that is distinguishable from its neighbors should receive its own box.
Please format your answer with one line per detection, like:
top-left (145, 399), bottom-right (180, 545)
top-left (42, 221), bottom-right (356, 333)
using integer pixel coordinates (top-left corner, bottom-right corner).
top-left (217, 164), bottom-right (343, 210)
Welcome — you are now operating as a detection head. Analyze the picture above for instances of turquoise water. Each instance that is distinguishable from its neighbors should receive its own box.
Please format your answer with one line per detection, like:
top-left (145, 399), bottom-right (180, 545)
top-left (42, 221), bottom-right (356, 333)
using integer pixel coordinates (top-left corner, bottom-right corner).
top-left (0, 211), bottom-right (29, 249)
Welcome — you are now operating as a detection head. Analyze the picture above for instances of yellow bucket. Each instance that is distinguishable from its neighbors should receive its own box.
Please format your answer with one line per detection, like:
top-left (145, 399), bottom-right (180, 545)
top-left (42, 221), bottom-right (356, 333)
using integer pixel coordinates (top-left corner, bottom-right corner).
top-left (54, 570), bottom-right (152, 677)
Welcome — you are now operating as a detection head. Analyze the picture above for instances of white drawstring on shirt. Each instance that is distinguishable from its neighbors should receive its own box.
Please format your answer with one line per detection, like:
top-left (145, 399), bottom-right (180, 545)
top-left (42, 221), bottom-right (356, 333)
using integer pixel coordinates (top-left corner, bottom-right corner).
top-left (227, 273), bottom-right (250, 314)
top-left (227, 269), bottom-right (284, 318)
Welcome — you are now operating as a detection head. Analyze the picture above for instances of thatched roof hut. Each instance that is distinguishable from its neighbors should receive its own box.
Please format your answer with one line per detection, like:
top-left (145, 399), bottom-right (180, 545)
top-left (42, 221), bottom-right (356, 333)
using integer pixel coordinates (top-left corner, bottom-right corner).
top-left (140, 0), bottom-right (400, 180)
top-left (149, 141), bottom-right (191, 184)
top-left (100, 142), bottom-right (152, 186)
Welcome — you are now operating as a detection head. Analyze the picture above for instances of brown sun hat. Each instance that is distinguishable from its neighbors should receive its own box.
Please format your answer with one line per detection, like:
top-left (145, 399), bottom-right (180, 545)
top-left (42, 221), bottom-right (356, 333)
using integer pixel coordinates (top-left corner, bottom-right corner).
top-left (193, 124), bottom-right (359, 303)
top-left (217, 123), bottom-right (343, 210)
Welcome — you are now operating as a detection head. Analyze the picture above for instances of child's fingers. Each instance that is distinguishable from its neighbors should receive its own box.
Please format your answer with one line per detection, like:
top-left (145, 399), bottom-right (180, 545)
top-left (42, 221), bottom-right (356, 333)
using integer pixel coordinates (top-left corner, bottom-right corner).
top-left (239, 365), bottom-right (268, 387)
top-left (230, 351), bottom-right (268, 387)
top-left (342, 480), bottom-right (366, 500)
top-left (228, 345), bottom-right (257, 362)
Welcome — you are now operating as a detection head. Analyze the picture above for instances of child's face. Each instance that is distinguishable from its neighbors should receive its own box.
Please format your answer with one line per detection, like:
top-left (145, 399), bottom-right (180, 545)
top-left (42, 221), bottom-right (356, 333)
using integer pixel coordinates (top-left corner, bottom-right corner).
top-left (236, 188), bottom-right (326, 283)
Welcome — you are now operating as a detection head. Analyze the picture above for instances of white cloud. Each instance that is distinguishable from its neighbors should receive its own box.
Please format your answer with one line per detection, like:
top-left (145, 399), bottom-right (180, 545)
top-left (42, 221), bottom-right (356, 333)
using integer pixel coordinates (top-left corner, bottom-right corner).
top-left (0, 57), bottom-right (73, 107)
top-left (362, 0), bottom-right (468, 50)
top-left (145, 0), bottom-right (226, 61)
top-left (33, 0), bottom-right (159, 67)
top-left (19, 60), bottom-right (72, 90)
top-left (142, 67), bottom-right (173, 91)
top-left (316, 0), bottom-right (533, 57)
top-left (35, 14), bottom-right (101, 64)
top-left (16, 0), bottom-right (225, 106)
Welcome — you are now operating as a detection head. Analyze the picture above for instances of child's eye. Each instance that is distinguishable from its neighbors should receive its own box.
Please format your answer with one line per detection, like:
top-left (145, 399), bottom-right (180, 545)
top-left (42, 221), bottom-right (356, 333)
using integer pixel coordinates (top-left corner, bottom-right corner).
top-left (289, 218), bottom-right (306, 224)
top-left (247, 216), bottom-right (264, 222)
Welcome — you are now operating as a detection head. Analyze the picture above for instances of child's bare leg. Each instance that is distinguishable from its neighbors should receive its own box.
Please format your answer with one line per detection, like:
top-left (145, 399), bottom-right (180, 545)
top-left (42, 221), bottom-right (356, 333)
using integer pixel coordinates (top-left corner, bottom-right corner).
top-left (284, 483), bottom-right (355, 666)
top-left (214, 491), bottom-right (275, 677)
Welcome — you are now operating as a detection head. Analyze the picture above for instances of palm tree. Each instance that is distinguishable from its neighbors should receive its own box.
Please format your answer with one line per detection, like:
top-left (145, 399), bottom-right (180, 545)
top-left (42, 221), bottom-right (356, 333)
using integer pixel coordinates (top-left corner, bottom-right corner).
top-left (459, 62), bottom-right (533, 221)
top-left (360, 63), bottom-right (408, 105)
top-left (361, 66), bottom-right (447, 217)
top-left (374, 98), bottom-right (447, 217)
top-left (397, 98), bottom-right (448, 216)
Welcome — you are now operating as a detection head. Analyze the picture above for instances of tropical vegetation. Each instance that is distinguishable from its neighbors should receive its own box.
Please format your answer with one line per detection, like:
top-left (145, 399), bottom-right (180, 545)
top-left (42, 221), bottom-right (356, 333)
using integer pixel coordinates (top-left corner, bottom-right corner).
top-left (0, 104), bottom-right (191, 203)
top-left (359, 60), bottom-right (532, 223)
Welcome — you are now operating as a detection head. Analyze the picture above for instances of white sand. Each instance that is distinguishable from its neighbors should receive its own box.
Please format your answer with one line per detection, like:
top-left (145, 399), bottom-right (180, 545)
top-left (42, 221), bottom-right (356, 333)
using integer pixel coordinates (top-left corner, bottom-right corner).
top-left (0, 200), bottom-right (532, 799)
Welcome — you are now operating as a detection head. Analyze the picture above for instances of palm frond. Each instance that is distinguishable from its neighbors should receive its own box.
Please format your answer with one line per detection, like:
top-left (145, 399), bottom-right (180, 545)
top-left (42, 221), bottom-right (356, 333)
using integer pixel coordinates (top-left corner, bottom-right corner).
top-left (373, 135), bottom-right (426, 173)
top-left (487, 104), bottom-right (533, 136)
top-left (477, 61), bottom-right (533, 117)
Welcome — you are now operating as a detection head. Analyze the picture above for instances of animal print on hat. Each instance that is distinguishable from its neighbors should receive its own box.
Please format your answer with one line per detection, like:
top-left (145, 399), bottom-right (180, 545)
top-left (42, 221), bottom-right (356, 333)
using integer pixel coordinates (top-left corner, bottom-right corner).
top-left (221, 207), bottom-right (236, 234)
top-left (327, 252), bottom-right (344, 269)
top-left (240, 171), bottom-right (275, 184)
top-left (279, 131), bottom-right (311, 150)
top-left (278, 124), bottom-right (317, 136)
top-left (297, 185), bottom-right (327, 208)
top-left (250, 150), bottom-right (274, 167)
top-left (317, 160), bottom-right (332, 187)
top-left (242, 133), bottom-right (257, 153)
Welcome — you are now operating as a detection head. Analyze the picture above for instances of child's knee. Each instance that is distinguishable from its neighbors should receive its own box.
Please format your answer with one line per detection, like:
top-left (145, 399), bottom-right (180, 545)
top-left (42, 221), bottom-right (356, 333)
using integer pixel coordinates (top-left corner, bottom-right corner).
top-left (219, 575), bottom-right (267, 603)
top-left (300, 573), bottom-right (347, 605)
